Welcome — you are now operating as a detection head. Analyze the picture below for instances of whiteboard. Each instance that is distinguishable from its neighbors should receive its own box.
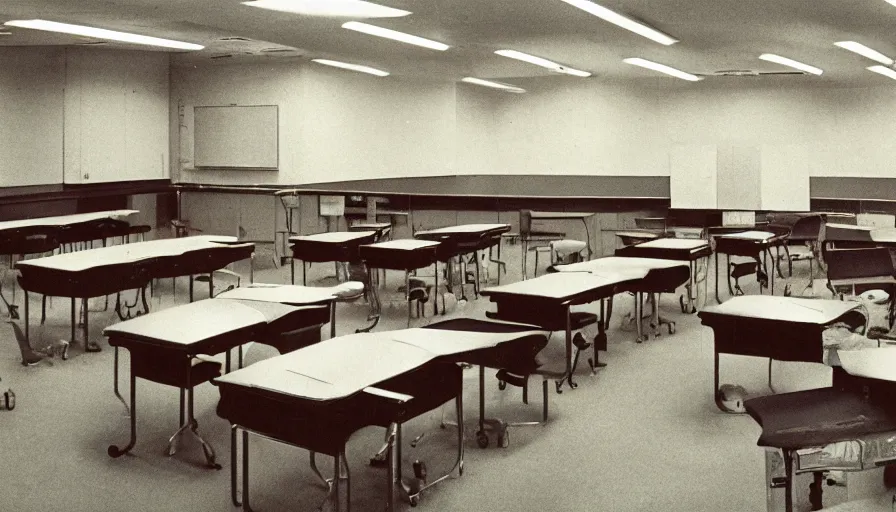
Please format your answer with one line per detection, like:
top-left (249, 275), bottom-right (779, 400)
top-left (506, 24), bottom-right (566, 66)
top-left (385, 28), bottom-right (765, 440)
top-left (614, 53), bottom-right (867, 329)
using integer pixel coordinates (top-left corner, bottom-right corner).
top-left (193, 105), bottom-right (279, 170)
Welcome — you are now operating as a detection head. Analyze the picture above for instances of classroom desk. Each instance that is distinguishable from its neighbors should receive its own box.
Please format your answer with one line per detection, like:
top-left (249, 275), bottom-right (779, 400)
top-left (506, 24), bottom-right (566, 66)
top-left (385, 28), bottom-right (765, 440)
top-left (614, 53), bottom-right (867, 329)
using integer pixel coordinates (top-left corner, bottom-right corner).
top-left (482, 270), bottom-right (646, 392)
top-left (0, 209), bottom-right (137, 235)
top-left (105, 298), bottom-right (330, 468)
top-left (553, 256), bottom-right (691, 342)
top-left (15, 235), bottom-right (253, 355)
top-left (216, 283), bottom-right (361, 339)
top-left (289, 231), bottom-right (378, 285)
top-left (615, 237), bottom-right (712, 313)
top-left (711, 230), bottom-right (789, 303)
top-left (360, 239), bottom-right (442, 322)
top-left (214, 322), bottom-right (547, 511)
top-left (745, 364), bottom-right (896, 512)
top-left (698, 295), bottom-right (867, 412)
top-left (414, 223), bottom-right (510, 299)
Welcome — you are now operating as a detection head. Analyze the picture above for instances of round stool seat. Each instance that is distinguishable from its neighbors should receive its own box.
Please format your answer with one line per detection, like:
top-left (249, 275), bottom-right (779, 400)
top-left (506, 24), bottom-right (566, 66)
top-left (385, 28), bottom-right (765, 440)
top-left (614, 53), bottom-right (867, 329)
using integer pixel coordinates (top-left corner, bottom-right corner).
top-left (333, 281), bottom-right (365, 299)
top-left (551, 239), bottom-right (587, 256)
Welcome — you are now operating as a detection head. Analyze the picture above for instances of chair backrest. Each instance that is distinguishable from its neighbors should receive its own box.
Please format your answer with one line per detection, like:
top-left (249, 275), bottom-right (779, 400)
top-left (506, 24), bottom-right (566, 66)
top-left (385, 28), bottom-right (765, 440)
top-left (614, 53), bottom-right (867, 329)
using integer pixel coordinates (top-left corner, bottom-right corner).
top-left (519, 210), bottom-right (533, 237)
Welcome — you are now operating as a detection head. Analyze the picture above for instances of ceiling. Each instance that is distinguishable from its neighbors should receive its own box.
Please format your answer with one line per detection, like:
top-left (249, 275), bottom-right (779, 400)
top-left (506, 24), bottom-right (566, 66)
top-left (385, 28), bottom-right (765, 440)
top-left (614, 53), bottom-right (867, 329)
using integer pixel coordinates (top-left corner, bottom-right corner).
top-left (2, 0), bottom-right (896, 87)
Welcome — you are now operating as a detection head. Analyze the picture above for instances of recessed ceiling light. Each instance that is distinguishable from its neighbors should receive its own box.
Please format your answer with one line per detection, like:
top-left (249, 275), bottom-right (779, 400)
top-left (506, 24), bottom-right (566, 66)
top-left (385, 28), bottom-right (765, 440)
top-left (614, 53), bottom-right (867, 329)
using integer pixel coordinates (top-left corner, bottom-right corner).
top-left (867, 65), bottom-right (896, 81)
top-left (834, 41), bottom-right (894, 66)
top-left (312, 59), bottom-right (389, 76)
top-left (461, 77), bottom-right (526, 93)
top-left (758, 54), bottom-right (823, 75)
top-left (342, 21), bottom-right (449, 51)
top-left (559, 0), bottom-right (677, 46)
top-left (242, 0), bottom-right (410, 18)
top-left (623, 58), bottom-right (702, 81)
top-left (494, 50), bottom-right (591, 77)
top-left (3, 19), bottom-right (204, 50)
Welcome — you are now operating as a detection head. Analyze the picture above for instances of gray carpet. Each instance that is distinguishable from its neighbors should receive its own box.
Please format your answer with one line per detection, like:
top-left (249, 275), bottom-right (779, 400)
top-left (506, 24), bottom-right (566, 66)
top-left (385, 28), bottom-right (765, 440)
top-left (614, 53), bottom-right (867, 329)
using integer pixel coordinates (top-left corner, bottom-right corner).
top-left (0, 246), bottom-right (849, 511)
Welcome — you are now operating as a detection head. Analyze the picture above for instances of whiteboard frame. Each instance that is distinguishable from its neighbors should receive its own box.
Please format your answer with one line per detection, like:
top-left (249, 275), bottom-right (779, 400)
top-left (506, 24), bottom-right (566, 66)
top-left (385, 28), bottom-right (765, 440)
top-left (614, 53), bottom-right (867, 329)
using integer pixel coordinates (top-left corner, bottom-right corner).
top-left (193, 104), bottom-right (279, 171)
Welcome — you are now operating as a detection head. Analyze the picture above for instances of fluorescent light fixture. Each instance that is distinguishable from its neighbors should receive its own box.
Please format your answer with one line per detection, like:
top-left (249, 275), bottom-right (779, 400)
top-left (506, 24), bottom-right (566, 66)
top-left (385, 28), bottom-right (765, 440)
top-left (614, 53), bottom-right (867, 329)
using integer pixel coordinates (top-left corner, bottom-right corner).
top-left (242, 0), bottom-right (410, 18)
top-left (834, 41), bottom-right (894, 66)
top-left (623, 57), bottom-right (701, 81)
top-left (342, 21), bottom-right (449, 51)
top-left (312, 58), bottom-right (389, 76)
top-left (494, 49), bottom-right (591, 77)
top-left (867, 65), bottom-right (896, 81)
top-left (758, 53), bottom-right (823, 75)
top-left (559, 0), bottom-right (677, 46)
top-left (461, 77), bottom-right (526, 93)
top-left (3, 19), bottom-right (204, 50)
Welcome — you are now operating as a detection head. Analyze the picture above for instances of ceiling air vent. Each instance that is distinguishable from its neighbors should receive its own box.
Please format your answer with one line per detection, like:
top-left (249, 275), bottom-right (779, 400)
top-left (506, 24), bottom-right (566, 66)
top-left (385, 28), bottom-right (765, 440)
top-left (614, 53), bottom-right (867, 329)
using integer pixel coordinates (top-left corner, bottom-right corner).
top-left (219, 36), bottom-right (252, 42)
top-left (210, 54), bottom-right (234, 60)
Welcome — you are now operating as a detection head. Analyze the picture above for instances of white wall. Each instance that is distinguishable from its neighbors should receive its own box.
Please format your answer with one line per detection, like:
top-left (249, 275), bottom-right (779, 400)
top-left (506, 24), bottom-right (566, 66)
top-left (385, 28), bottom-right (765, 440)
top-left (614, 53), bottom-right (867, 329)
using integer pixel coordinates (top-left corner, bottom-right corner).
top-left (0, 46), bottom-right (168, 187)
top-left (662, 84), bottom-right (896, 179)
top-left (64, 48), bottom-right (170, 184)
top-left (485, 78), bottom-right (668, 177)
top-left (0, 47), bottom-right (65, 187)
top-left (173, 61), bottom-right (458, 185)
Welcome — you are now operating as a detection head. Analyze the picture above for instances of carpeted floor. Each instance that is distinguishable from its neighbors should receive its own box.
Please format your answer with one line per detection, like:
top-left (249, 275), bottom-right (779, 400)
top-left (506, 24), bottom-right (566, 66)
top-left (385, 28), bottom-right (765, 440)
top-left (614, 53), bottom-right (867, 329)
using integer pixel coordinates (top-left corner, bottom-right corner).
top-left (0, 243), bottom-right (862, 511)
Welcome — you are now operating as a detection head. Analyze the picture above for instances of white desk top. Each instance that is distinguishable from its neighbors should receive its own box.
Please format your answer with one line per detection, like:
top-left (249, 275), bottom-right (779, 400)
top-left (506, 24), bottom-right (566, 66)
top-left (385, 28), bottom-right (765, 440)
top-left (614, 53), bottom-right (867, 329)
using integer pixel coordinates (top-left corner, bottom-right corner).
top-left (0, 210), bottom-right (138, 232)
top-left (827, 223), bottom-right (873, 232)
top-left (351, 222), bottom-right (392, 230)
top-left (104, 298), bottom-right (308, 346)
top-left (636, 238), bottom-right (710, 250)
top-left (415, 223), bottom-right (509, 236)
top-left (483, 270), bottom-right (642, 300)
top-left (701, 296), bottom-right (865, 324)
top-left (16, 235), bottom-right (245, 272)
top-left (716, 230), bottom-right (777, 241)
top-left (215, 326), bottom-right (546, 401)
top-left (838, 347), bottom-right (896, 382)
top-left (216, 284), bottom-right (339, 305)
top-left (530, 211), bottom-right (595, 220)
top-left (871, 228), bottom-right (896, 243)
top-left (290, 231), bottom-right (377, 244)
top-left (555, 256), bottom-right (686, 274)
top-left (364, 239), bottom-right (441, 251)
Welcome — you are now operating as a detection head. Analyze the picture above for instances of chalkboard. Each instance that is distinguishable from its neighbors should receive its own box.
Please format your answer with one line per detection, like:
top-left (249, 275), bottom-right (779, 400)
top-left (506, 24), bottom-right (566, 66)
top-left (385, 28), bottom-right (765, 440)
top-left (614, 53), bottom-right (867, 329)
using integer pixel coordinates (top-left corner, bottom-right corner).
top-left (193, 105), bottom-right (279, 170)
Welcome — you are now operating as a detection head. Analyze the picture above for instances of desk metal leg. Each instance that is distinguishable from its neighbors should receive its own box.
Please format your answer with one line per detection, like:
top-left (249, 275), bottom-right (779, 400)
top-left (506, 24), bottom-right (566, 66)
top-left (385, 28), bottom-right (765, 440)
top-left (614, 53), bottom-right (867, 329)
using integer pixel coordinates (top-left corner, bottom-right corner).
top-left (714, 253), bottom-right (723, 304)
top-left (433, 262), bottom-right (440, 317)
top-left (108, 363), bottom-right (137, 458)
top-left (113, 347), bottom-right (129, 414)
top-left (555, 308), bottom-right (577, 393)
top-left (783, 449), bottom-right (794, 512)
top-left (591, 301), bottom-right (608, 371)
top-left (166, 360), bottom-right (221, 469)
top-left (329, 302), bottom-right (336, 339)
top-left (83, 301), bottom-right (100, 352)
top-left (635, 292), bottom-right (647, 343)
top-left (522, 240), bottom-right (529, 281)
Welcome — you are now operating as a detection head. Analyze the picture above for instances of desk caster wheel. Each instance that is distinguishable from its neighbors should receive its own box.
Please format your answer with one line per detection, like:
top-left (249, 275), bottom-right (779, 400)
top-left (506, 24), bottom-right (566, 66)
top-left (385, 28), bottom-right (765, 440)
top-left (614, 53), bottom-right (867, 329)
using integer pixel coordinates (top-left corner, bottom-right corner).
top-left (637, 334), bottom-right (648, 343)
top-left (498, 380), bottom-right (506, 391)
top-left (409, 496), bottom-right (419, 507)
top-left (668, 323), bottom-right (676, 335)
top-left (3, 389), bottom-right (14, 410)
top-left (555, 381), bottom-right (563, 394)
top-left (476, 431), bottom-right (489, 449)
top-left (498, 431), bottom-right (509, 449)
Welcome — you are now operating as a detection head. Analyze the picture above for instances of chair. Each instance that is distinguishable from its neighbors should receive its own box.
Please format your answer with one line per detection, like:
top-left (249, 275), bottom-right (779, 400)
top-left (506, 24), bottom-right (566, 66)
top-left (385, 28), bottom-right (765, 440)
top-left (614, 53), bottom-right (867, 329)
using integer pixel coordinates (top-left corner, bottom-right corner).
top-left (276, 194), bottom-right (302, 266)
top-left (519, 210), bottom-right (566, 280)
